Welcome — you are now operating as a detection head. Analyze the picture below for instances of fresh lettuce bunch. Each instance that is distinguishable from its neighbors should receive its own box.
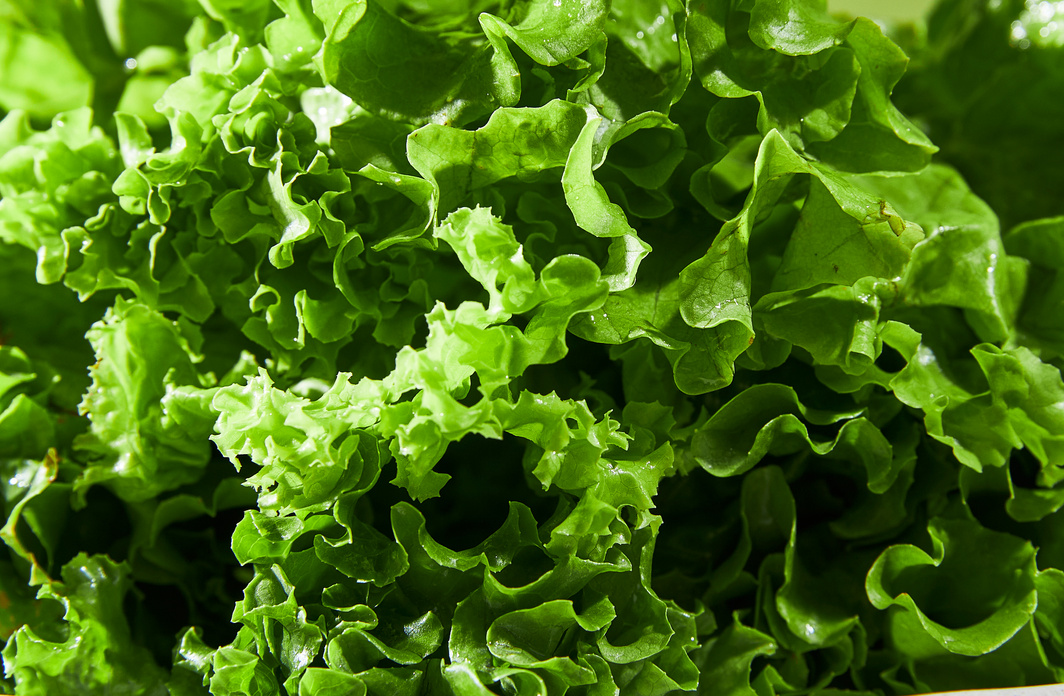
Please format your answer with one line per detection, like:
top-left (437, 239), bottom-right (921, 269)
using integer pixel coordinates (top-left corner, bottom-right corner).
top-left (1, 0), bottom-right (1063, 694)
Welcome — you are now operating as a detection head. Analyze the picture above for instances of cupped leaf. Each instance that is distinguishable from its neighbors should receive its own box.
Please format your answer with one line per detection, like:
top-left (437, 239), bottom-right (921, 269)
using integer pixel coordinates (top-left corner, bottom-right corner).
top-left (866, 516), bottom-right (1039, 657)
top-left (407, 100), bottom-right (587, 217)
top-left (478, 0), bottom-right (608, 68)
top-left (1005, 216), bottom-right (1064, 361)
top-left (317, 0), bottom-right (517, 126)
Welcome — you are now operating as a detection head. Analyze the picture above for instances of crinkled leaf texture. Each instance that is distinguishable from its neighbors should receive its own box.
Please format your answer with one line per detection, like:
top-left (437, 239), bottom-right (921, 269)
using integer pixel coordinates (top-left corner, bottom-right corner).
top-left (1, 1), bottom-right (1064, 696)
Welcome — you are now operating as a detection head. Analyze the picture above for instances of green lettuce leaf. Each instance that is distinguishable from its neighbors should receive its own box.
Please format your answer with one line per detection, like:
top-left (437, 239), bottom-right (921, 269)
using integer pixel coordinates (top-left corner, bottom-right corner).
top-left (1, 1), bottom-right (1063, 695)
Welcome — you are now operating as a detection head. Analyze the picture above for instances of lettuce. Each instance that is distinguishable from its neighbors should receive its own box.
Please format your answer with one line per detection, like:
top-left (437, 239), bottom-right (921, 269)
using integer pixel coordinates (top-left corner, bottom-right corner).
top-left (1, 0), bottom-right (1063, 694)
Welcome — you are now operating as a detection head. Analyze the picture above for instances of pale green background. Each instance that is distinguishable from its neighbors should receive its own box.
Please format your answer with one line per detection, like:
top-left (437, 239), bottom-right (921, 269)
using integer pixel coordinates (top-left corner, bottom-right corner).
top-left (828, 0), bottom-right (937, 21)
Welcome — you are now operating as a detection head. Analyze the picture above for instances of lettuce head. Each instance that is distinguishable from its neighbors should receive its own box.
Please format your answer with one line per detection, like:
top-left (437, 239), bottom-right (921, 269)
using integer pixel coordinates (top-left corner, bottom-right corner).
top-left (1, 0), bottom-right (1063, 694)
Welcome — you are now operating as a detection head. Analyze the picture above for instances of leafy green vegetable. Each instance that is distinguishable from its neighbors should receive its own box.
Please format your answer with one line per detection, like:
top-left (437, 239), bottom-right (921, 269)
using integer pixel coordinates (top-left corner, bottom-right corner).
top-left (1, 0), bottom-right (1063, 694)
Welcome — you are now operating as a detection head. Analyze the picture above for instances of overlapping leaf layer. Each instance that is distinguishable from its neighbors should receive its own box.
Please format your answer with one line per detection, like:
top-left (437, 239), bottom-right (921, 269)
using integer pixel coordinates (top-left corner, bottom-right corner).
top-left (1, 0), bottom-right (1063, 694)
